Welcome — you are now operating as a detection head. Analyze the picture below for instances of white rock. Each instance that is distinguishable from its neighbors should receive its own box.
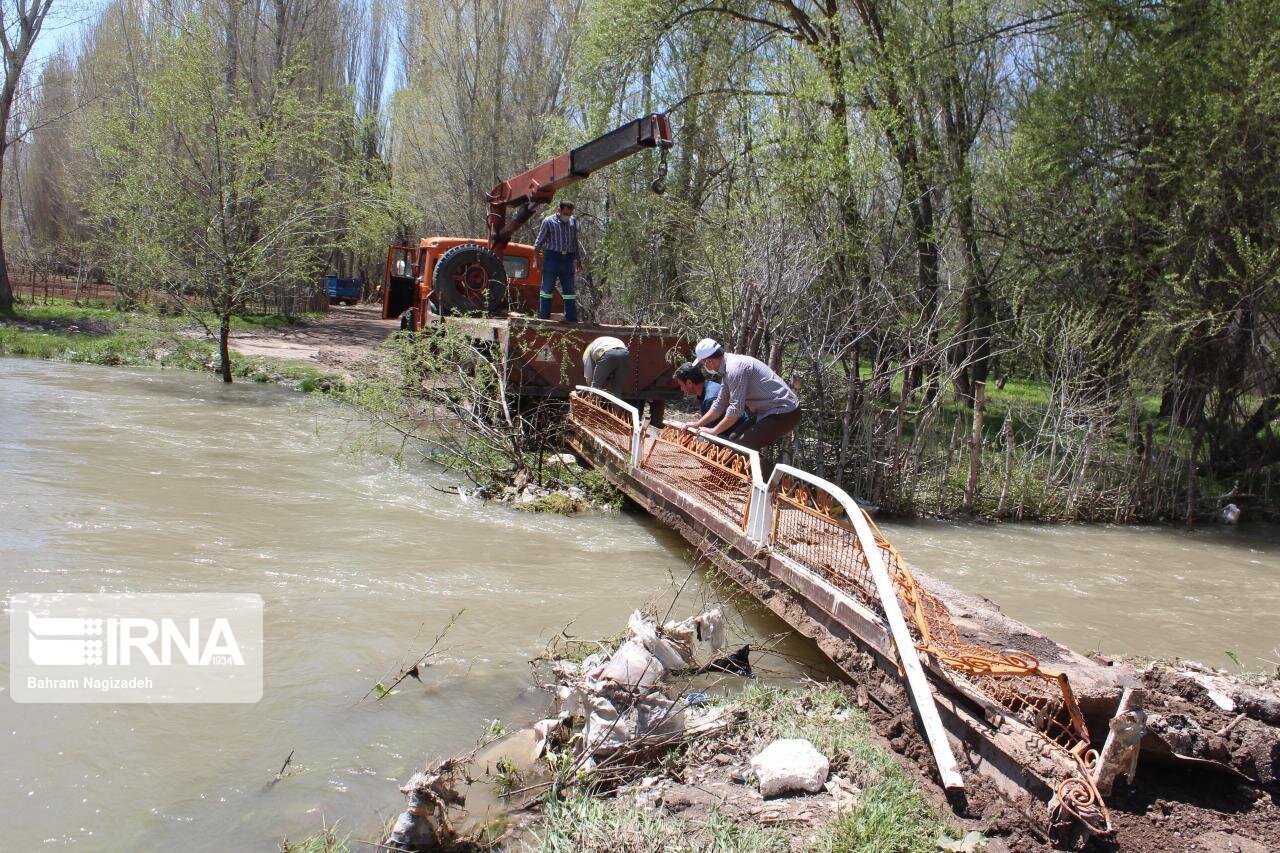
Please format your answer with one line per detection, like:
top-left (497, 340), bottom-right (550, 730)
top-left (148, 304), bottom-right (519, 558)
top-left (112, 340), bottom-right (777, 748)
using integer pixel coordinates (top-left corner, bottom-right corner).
top-left (750, 738), bottom-right (830, 798)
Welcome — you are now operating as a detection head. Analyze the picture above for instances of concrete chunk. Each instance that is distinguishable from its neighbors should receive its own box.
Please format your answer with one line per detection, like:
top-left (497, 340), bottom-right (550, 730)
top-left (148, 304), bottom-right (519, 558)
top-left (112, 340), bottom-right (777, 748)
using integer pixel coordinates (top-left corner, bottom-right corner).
top-left (750, 738), bottom-right (830, 798)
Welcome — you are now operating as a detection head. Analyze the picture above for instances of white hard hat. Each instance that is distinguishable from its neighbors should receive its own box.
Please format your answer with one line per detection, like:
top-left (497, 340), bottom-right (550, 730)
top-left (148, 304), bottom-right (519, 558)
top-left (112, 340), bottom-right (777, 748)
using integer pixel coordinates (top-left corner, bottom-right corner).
top-left (692, 338), bottom-right (722, 366)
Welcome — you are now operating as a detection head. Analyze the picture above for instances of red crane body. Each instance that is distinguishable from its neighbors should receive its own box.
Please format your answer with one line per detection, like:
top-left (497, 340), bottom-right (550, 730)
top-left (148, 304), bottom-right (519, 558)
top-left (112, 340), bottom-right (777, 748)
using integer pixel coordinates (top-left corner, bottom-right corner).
top-left (486, 114), bottom-right (673, 254)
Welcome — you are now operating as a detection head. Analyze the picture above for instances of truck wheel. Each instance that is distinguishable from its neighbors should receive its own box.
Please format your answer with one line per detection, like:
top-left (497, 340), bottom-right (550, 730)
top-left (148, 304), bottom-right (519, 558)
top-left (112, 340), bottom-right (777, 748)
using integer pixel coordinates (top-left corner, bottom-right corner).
top-left (433, 244), bottom-right (508, 315)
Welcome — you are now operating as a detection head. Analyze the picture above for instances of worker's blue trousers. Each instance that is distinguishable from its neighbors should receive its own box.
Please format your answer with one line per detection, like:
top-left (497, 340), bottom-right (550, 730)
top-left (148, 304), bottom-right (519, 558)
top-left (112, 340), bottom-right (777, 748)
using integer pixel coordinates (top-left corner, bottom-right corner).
top-left (540, 251), bottom-right (578, 322)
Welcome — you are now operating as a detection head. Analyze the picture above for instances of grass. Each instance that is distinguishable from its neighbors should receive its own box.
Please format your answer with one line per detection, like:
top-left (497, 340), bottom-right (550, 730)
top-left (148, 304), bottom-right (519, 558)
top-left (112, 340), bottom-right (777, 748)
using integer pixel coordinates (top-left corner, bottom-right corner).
top-left (533, 795), bottom-right (789, 853)
top-left (816, 772), bottom-right (952, 853)
top-left (514, 492), bottom-right (581, 514)
top-left (528, 684), bottom-right (953, 853)
top-left (737, 685), bottom-right (953, 853)
top-left (0, 324), bottom-right (217, 369)
top-left (278, 820), bottom-right (350, 853)
top-left (8, 297), bottom-right (318, 330)
top-left (1, 301), bottom-right (343, 393)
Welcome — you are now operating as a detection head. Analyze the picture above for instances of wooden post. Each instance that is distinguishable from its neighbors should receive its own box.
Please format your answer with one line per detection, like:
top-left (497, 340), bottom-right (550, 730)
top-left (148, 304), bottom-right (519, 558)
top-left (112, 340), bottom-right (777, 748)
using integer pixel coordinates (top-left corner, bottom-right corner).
top-left (997, 414), bottom-right (1014, 516)
top-left (1092, 687), bottom-right (1146, 796)
top-left (963, 381), bottom-right (985, 513)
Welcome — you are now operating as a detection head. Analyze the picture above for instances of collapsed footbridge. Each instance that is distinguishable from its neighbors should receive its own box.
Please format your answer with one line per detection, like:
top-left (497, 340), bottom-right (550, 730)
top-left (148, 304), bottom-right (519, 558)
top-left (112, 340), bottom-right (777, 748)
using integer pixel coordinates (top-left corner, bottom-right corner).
top-left (567, 386), bottom-right (1143, 842)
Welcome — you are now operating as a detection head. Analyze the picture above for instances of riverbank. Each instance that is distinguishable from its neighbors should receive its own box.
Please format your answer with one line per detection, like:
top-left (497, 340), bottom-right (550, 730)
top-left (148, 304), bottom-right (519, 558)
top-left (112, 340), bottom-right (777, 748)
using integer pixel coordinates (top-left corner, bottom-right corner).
top-left (0, 298), bottom-right (348, 390)
top-left (0, 300), bottom-right (620, 513)
top-left (370, 604), bottom-right (970, 853)
top-left (6, 297), bottom-right (1273, 526)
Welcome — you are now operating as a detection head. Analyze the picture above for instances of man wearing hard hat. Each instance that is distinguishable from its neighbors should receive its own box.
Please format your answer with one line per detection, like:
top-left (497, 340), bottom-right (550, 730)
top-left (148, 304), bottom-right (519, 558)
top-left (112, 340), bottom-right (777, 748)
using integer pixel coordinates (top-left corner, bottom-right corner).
top-left (673, 338), bottom-right (801, 451)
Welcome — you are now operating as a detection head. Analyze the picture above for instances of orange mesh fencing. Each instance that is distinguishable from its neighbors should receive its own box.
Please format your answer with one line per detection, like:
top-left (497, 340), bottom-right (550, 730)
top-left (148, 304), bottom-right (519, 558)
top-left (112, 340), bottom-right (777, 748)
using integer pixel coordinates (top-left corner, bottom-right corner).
top-left (569, 392), bottom-right (633, 463)
top-left (641, 427), bottom-right (753, 532)
top-left (768, 471), bottom-right (1107, 831)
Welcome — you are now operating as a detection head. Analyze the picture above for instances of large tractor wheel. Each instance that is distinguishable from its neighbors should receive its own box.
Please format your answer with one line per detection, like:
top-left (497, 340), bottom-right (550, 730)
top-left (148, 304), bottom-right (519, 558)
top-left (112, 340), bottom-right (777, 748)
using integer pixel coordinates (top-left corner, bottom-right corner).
top-left (432, 244), bottom-right (507, 315)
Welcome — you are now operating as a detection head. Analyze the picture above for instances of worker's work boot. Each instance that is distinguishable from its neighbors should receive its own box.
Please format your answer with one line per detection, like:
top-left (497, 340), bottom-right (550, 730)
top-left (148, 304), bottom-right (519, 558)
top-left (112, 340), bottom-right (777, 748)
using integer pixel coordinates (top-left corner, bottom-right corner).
top-left (539, 293), bottom-right (552, 320)
top-left (563, 295), bottom-right (577, 323)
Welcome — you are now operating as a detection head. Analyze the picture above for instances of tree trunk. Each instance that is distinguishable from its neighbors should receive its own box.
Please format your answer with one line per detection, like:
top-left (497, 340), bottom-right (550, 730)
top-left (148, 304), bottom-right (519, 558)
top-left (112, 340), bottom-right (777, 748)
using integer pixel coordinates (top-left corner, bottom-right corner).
top-left (219, 313), bottom-right (234, 383)
top-left (963, 381), bottom-right (985, 513)
top-left (0, 203), bottom-right (12, 314)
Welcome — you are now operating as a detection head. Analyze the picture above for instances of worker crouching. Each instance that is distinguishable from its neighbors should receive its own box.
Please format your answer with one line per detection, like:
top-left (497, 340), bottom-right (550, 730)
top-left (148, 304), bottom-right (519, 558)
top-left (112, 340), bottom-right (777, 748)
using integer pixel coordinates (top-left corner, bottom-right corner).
top-left (673, 338), bottom-right (800, 451)
top-left (583, 336), bottom-right (630, 397)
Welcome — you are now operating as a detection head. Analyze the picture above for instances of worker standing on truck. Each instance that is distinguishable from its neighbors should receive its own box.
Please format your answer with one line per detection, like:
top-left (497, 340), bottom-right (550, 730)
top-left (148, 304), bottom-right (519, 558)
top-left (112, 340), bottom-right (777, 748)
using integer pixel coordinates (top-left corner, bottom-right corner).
top-left (682, 338), bottom-right (800, 451)
top-left (583, 336), bottom-right (630, 397)
top-left (533, 200), bottom-right (581, 322)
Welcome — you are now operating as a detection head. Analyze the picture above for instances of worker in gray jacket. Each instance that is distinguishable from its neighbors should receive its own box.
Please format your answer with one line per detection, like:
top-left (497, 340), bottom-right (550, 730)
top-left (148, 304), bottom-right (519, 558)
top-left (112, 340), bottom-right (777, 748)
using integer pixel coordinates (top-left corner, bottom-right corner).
top-left (582, 335), bottom-right (630, 397)
top-left (681, 338), bottom-right (800, 451)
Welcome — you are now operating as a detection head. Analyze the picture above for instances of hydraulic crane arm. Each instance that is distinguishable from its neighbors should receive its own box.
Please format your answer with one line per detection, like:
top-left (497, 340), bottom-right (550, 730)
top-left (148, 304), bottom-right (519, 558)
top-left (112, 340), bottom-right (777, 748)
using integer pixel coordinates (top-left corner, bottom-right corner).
top-left (486, 114), bottom-right (673, 254)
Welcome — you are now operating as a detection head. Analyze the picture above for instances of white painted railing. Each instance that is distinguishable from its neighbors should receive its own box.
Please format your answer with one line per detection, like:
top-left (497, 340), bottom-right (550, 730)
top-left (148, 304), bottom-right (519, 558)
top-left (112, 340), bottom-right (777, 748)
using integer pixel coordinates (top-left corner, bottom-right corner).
top-left (572, 386), bottom-right (641, 466)
top-left (765, 465), bottom-right (963, 790)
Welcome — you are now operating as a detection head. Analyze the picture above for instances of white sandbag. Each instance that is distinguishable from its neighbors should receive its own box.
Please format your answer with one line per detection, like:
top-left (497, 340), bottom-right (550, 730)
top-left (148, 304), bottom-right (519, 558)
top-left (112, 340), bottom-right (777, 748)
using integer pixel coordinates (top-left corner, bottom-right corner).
top-left (583, 690), bottom-right (686, 754)
top-left (600, 640), bottom-right (666, 689)
top-left (662, 608), bottom-right (726, 667)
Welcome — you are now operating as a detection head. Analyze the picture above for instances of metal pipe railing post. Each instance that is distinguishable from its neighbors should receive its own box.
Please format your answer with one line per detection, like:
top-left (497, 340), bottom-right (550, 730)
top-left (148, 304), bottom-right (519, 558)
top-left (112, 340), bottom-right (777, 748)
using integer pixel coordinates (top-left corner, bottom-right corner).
top-left (767, 465), bottom-right (964, 791)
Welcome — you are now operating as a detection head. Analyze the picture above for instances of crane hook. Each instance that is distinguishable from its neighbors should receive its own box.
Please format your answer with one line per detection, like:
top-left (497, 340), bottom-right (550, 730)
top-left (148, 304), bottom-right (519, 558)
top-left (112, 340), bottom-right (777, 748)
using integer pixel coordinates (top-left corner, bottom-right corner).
top-left (651, 146), bottom-right (669, 195)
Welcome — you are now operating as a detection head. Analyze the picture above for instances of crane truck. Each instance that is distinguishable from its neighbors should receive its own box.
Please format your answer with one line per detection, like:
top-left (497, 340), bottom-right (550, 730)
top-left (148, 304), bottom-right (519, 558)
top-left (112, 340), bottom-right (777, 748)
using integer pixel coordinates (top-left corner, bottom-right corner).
top-left (382, 115), bottom-right (688, 417)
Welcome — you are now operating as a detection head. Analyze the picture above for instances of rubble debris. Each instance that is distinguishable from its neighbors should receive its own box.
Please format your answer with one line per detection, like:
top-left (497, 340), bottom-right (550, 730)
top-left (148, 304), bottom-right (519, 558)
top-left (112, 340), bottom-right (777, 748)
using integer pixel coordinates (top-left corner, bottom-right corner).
top-left (1140, 662), bottom-right (1280, 785)
top-left (386, 762), bottom-right (466, 851)
top-left (750, 738), bottom-right (831, 798)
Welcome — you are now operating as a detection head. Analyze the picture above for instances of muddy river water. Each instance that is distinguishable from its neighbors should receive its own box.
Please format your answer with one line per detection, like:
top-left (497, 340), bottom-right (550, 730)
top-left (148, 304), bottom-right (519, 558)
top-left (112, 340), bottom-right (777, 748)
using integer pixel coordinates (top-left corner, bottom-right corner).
top-left (2, 359), bottom-right (1278, 850)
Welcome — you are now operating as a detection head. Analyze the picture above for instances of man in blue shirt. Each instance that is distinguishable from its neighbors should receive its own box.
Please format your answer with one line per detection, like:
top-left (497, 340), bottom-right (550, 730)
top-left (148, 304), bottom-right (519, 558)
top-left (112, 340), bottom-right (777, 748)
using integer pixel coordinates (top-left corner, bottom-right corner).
top-left (532, 200), bottom-right (581, 322)
top-left (671, 362), bottom-right (753, 438)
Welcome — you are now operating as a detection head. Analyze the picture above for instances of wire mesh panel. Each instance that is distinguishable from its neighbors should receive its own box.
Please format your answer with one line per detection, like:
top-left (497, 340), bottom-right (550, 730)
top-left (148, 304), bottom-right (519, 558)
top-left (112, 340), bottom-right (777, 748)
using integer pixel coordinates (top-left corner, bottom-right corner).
top-left (766, 468), bottom-right (1107, 830)
top-left (770, 472), bottom-right (881, 613)
top-left (569, 391), bottom-right (635, 464)
top-left (641, 427), bottom-right (754, 532)
top-left (860, 518), bottom-right (1091, 754)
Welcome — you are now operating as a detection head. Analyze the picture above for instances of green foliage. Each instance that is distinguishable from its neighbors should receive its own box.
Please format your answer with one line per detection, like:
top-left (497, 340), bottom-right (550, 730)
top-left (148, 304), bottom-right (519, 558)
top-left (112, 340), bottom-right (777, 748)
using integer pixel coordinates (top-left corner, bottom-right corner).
top-left (533, 793), bottom-right (789, 853)
top-left (279, 820), bottom-right (351, 853)
top-left (0, 304), bottom-right (344, 392)
top-left (82, 17), bottom-right (396, 381)
top-left (816, 773), bottom-right (952, 853)
top-left (514, 493), bottom-right (580, 515)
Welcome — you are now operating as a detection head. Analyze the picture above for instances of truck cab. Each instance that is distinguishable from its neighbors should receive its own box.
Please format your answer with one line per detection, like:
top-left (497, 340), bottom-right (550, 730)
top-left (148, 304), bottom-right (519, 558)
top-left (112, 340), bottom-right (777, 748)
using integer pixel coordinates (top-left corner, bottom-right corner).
top-left (384, 238), bottom-right (561, 330)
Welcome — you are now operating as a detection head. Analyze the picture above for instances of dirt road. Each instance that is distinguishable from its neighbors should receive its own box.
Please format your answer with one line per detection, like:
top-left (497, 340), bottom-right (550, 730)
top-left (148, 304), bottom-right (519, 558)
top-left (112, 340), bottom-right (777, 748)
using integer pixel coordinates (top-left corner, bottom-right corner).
top-left (231, 304), bottom-right (398, 372)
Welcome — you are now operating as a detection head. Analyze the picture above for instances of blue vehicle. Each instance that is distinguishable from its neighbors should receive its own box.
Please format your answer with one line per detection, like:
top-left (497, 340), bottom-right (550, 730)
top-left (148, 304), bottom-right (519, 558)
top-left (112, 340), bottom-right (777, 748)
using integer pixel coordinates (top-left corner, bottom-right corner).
top-left (325, 274), bottom-right (363, 306)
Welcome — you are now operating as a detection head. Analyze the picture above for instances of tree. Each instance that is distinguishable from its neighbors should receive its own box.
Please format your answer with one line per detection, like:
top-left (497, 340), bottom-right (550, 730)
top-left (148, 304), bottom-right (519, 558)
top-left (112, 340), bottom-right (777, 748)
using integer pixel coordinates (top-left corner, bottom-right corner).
top-left (1008, 0), bottom-right (1280, 482)
top-left (86, 18), bottom-right (384, 381)
top-left (0, 0), bottom-right (56, 314)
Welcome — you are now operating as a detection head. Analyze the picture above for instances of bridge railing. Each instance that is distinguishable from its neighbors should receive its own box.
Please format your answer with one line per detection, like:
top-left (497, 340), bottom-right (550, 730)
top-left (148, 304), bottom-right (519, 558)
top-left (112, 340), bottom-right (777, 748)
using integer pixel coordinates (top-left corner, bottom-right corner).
top-left (566, 399), bottom-right (1105, 820)
top-left (569, 387), bottom-right (641, 466)
top-left (640, 426), bottom-right (765, 536)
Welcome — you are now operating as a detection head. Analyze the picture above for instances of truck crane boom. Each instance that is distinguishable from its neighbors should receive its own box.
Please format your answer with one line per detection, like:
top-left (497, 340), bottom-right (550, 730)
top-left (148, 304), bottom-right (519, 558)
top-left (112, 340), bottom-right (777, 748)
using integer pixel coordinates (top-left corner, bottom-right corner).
top-left (486, 114), bottom-right (673, 254)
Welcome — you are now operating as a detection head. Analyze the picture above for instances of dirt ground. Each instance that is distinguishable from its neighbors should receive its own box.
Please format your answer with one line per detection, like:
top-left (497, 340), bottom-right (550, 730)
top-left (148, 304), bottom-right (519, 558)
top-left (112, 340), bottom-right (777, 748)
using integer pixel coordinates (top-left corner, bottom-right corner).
top-left (230, 304), bottom-right (398, 372)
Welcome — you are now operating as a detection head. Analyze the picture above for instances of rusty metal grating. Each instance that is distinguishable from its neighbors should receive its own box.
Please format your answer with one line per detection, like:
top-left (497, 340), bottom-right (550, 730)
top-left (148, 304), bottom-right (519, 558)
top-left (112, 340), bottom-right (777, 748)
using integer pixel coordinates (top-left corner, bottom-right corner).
top-left (641, 427), bottom-right (752, 532)
top-left (569, 392), bottom-right (632, 463)
top-left (769, 472), bottom-right (1092, 752)
top-left (772, 482), bottom-right (880, 614)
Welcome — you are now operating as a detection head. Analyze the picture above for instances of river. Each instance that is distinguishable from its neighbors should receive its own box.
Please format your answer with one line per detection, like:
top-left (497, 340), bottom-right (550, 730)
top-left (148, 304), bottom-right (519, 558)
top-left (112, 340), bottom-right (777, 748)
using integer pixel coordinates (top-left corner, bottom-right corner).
top-left (1, 359), bottom-right (1278, 850)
